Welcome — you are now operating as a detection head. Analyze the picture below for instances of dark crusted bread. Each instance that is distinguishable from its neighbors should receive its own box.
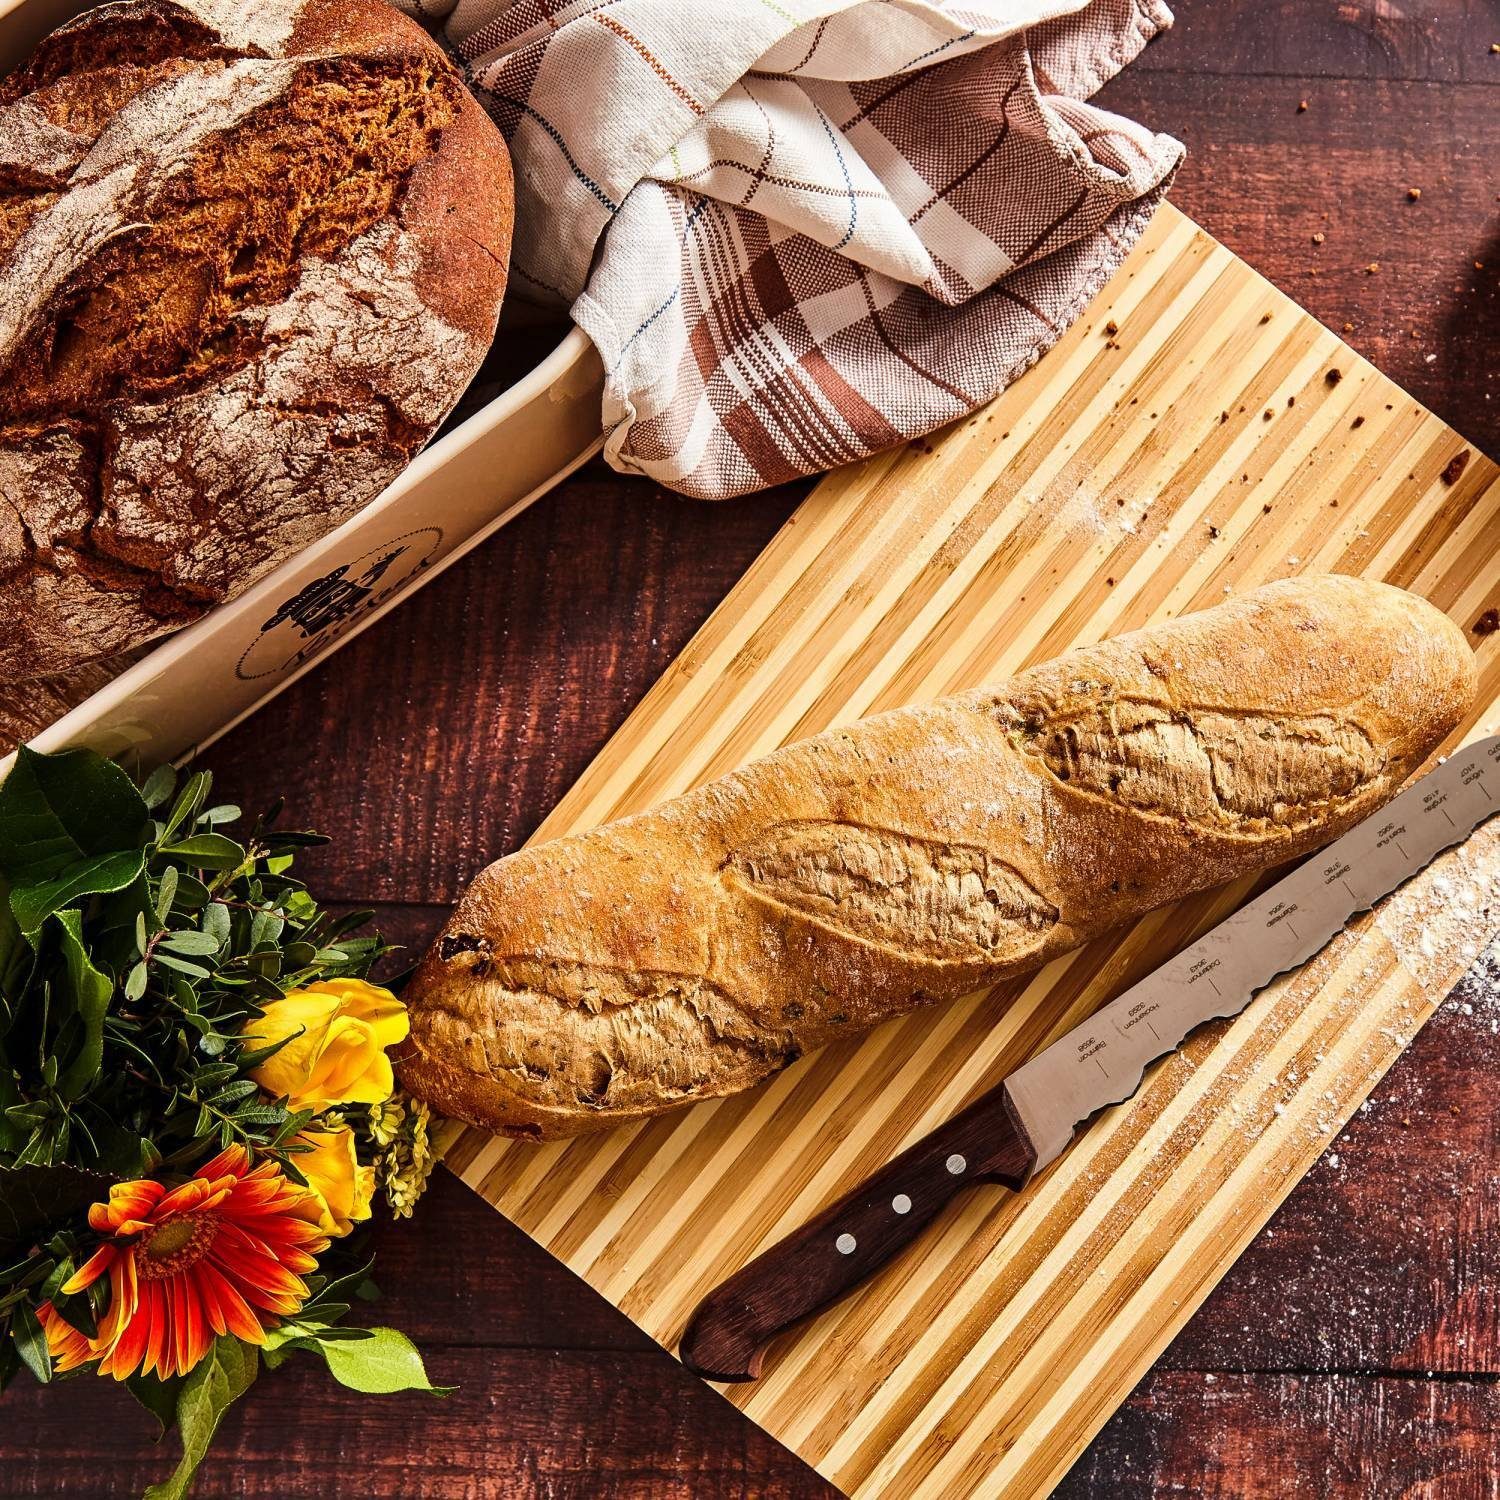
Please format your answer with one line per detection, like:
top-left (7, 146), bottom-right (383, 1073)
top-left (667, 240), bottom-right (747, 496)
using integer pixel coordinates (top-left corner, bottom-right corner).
top-left (0, 0), bottom-right (512, 681)
top-left (396, 576), bottom-right (1476, 1140)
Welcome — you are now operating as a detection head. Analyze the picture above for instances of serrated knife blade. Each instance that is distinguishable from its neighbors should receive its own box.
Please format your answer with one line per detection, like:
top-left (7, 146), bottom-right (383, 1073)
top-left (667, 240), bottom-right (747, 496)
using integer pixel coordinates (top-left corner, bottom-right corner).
top-left (679, 736), bottom-right (1500, 1383)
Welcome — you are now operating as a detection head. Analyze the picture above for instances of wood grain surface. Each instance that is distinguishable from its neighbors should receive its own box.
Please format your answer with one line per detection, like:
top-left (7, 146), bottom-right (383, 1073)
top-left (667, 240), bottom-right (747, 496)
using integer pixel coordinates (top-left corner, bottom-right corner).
top-left (432, 199), bottom-right (1499, 1499)
top-left (2, 0), bottom-right (1497, 1495)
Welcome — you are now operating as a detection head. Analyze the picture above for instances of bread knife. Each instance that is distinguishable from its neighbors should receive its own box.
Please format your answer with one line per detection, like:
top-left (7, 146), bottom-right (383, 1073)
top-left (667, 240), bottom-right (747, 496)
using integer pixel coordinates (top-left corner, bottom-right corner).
top-left (679, 734), bottom-right (1500, 1383)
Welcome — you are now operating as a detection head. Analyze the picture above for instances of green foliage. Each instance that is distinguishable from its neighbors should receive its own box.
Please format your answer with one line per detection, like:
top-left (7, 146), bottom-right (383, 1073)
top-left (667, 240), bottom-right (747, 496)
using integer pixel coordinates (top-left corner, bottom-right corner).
top-left (53, 911), bottom-right (112, 1099)
top-left (0, 748), bottom-right (391, 1424)
top-left (0, 747), bottom-right (150, 887)
top-left (316, 1326), bottom-right (452, 1396)
top-left (0, 750), bottom-right (443, 1500)
top-left (142, 1337), bottom-right (259, 1500)
top-left (260, 1258), bottom-right (451, 1394)
top-left (11, 1300), bottom-right (50, 1383)
top-left (126, 1370), bottom-right (186, 1440)
top-left (0, 1162), bottom-right (111, 1257)
top-left (0, 750), bottom-right (387, 1177)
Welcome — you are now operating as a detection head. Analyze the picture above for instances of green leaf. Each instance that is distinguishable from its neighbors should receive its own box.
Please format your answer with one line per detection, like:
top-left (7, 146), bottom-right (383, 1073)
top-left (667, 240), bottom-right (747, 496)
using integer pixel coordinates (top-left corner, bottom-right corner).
top-left (124, 962), bottom-right (148, 1002)
top-left (79, 1117), bottom-right (154, 1178)
top-left (159, 931), bottom-right (222, 957)
top-left (233, 1030), bottom-right (300, 1069)
top-left (157, 835), bottom-right (244, 872)
top-left (0, 747), bottom-right (149, 888)
top-left (171, 874), bottom-right (211, 910)
top-left (223, 1105), bottom-right (283, 1127)
top-left (143, 1337), bottom-right (258, 1500)
top-left (0, 1071), bottom-right (22, 1154)
top-left (52, 910), bottom-right (114, 1099)
top-left (140, 764), bottom-right (177, 812)
top-left (10, 849), bottom-right (146, 938)
top-left (155, 867), bottom-right (180, 924)
top-left (127, 1370), bottom-right (185, 1441)
top-left (308, 1256), bottom-right (376, 1311)
top-left (317, 1326), bottom-right (453, 1396)
top-left (201, 904), bottom-right (231, 948)
top-left (258, 1317), bottom-right (321, 1359)
top-left (0, 1162), bottom-right (111, 1255)
top-left (205, 1081), bottom-right (258, 1109)
top-left (156, 771), bottom-right (211, 848)
top-left (12, 1300), bottom-right (50, 1384)
top-left (248, 910), bottom-right (284, 949)
top-left (155, 953), bottom-right (210, 979)
top-left (49, 1285), bottom-right (98, 1340)
top-left (0, 875), bottom-right (28, 1004)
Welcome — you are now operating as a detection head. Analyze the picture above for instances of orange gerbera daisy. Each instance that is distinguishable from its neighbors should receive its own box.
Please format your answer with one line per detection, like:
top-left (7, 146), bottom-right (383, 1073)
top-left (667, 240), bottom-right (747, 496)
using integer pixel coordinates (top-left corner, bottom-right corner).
top-left (61, 1145), bottom-right (329, 1380)
top-left (36, 1301), bottom-right (95, 1373)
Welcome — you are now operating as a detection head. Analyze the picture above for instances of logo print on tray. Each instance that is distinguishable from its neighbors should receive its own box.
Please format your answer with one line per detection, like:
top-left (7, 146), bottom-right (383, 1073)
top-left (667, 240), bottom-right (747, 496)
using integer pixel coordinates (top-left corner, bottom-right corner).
top-left (235, 528), bottom-right (443, 680)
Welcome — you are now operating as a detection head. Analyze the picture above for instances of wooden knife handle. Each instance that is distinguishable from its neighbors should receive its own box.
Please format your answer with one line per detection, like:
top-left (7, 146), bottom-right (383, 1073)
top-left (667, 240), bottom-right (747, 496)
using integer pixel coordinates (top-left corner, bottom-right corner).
top-left (678, 1083), bottom-right (1038, 1382)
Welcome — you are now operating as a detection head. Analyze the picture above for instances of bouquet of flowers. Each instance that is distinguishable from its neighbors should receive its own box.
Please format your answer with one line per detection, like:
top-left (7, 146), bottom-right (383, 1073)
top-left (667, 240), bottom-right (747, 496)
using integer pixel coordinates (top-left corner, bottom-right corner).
top-left (0, 746), bottom-right (445, 1498)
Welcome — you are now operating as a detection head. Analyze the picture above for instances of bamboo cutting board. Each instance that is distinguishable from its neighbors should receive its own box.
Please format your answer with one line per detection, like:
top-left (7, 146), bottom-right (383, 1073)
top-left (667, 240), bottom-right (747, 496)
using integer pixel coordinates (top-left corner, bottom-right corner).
top-left (440, 204), bottom-right (1500, 1498)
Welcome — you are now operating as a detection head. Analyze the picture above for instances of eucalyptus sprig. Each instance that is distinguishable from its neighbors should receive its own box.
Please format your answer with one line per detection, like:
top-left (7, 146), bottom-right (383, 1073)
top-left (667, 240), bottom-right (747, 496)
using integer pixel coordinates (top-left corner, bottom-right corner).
top-left (0, 748), bottom-right (388, 1181)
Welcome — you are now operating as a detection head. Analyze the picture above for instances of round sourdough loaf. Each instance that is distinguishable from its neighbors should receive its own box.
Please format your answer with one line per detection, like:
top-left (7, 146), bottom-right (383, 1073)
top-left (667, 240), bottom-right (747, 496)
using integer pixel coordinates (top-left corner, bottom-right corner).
top-left (0, 0), bottom-right (512, 681)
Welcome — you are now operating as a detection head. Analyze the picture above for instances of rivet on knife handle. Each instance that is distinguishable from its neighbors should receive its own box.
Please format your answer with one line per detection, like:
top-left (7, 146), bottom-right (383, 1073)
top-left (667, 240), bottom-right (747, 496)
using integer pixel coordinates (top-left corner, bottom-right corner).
top-left (680, 736), bottom-right (1500, 1384)
top-left (678, 1086), bottom-right (1036, 1382)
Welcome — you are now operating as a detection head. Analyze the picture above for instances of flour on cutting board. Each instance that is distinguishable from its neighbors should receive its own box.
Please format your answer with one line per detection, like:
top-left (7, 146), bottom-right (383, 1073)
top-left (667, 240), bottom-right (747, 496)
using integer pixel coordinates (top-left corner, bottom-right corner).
top-left (1219, 815), bottom-right (1500, 1148)
top-left (1374, 819), bottom-right (1500, 997)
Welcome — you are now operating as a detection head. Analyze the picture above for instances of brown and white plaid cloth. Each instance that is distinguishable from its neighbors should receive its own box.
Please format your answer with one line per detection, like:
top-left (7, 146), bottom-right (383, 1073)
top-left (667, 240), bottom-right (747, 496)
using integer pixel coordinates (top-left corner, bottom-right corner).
top-left (398, 0), bottom-right (1182, 498)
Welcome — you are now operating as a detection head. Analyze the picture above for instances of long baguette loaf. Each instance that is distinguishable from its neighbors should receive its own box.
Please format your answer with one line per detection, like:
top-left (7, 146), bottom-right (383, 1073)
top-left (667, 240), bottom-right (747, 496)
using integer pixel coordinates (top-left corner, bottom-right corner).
top-left (398, 576), bottom-right (1475, 1139)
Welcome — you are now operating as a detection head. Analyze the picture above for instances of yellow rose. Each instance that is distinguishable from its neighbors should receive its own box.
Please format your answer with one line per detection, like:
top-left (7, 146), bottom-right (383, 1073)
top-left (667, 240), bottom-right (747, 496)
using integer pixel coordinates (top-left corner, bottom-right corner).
top-left (292, 1127), bottom-right (376, 1238)
top-left (247, 978), bottom-right (408, 1111)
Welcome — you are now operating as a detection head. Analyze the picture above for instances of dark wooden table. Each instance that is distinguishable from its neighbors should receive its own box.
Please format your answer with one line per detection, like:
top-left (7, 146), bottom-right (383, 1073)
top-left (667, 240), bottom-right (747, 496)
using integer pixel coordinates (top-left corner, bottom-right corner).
top-left (6, 1), bottom-right (1498, 1494)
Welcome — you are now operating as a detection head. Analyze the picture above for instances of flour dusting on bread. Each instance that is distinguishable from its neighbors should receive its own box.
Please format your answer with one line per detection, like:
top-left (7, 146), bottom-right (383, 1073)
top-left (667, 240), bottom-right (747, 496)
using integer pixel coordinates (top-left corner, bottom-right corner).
top-left (176, 0), bottom-right (305, 53)
top-left (398, 578), bottom-right (1477, 1140)
top-left (728, 821), bottom-right (1058, 965)
top-left (0, 0), bottom-right (513, 684)
top-left (101, 220), bottom-right (483, 596)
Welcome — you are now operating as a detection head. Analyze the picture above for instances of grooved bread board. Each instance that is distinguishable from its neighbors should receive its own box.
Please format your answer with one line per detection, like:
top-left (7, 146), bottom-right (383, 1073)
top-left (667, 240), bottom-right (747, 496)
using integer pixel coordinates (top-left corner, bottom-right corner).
top-left (440, 203), bottom-right (1500, 1499)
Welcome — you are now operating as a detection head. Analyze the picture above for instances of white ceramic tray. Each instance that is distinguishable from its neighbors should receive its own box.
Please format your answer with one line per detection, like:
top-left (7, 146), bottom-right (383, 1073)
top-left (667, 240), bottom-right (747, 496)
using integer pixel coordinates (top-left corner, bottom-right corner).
top-left (0, 0), bottom-right (606, 772)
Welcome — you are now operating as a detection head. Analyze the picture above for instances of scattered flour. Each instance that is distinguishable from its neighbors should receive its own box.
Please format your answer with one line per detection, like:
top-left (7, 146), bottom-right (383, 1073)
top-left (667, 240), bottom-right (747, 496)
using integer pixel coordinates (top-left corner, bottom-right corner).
top-left (177, 0), bottom-right (305, 53)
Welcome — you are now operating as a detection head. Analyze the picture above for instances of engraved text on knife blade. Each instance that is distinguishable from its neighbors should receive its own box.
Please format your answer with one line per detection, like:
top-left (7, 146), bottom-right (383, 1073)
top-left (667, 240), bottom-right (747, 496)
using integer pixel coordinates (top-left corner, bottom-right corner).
top-left (1004, 736), bottom-right (1500, 1171)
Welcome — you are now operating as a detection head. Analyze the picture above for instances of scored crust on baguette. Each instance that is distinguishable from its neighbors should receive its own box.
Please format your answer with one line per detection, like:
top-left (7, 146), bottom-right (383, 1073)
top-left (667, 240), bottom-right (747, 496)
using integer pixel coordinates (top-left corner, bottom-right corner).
top-left (396, 576), bottom-right (1477, 1140)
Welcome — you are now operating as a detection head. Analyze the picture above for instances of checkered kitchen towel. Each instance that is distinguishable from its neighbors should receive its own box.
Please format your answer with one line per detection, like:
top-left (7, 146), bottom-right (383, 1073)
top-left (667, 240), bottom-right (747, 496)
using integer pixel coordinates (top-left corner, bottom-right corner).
top-left (397, 0), bottom-right (1183, 498)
